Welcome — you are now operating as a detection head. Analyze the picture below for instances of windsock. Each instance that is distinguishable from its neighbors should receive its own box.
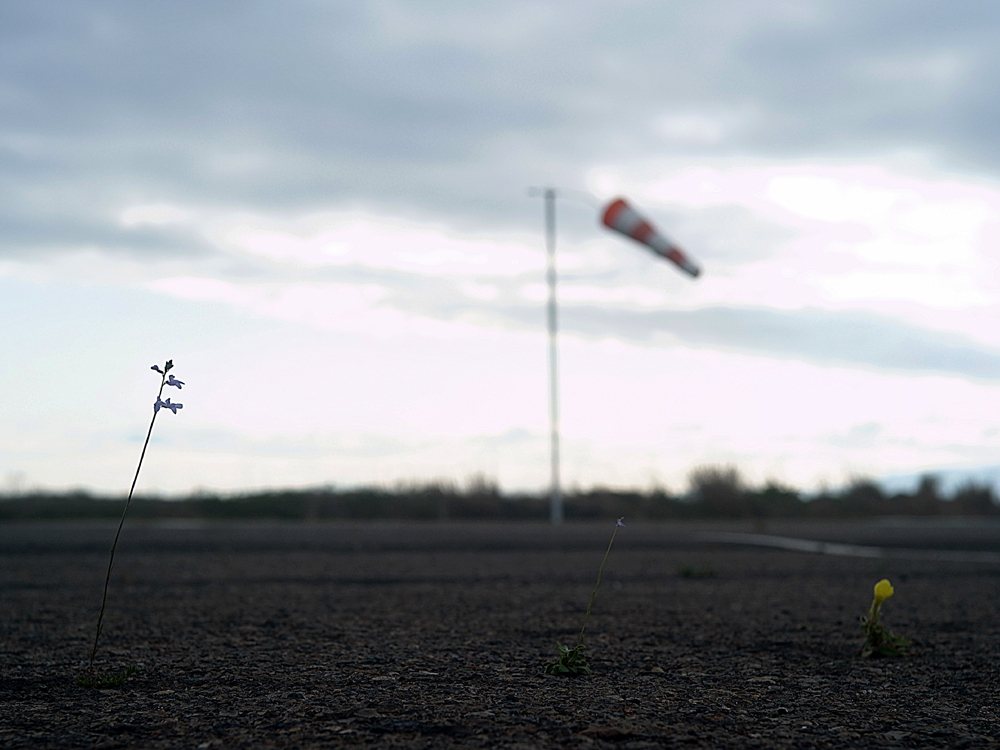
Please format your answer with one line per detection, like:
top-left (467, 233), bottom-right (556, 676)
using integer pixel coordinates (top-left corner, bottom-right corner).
top-left (601, 197), bottom-right (700, 278)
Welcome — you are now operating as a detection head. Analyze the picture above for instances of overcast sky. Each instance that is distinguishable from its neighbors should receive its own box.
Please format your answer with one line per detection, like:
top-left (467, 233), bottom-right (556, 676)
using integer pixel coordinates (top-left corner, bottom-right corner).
top-left (5, 1), bottom-right (1000, 496)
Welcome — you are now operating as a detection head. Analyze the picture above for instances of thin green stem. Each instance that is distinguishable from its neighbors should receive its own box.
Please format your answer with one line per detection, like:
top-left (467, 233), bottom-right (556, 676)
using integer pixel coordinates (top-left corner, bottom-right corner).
top-left (576, 524), bottom-right (620, 648)
top-left (865, 600), bottom-right (881, 630)
top-left (88, 372), bottom-right (166, 669)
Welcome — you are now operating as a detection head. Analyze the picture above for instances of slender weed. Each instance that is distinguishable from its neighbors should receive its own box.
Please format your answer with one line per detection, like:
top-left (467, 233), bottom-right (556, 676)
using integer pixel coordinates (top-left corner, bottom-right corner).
top-left (544, 517), bottom-right (624, 677)
top-left (80, 360), bottom-right (184, 686)
top-left (860, 578), bottom-right (911, 657)
top-left (76, 665), bottom-right (137, 689)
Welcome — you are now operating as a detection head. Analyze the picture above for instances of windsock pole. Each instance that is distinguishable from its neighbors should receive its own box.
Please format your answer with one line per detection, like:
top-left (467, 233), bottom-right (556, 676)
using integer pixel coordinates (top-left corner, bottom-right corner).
top-left (528, 190), bottom-right (698, 525)
top-left (544, 188), bottom-right (563, 525)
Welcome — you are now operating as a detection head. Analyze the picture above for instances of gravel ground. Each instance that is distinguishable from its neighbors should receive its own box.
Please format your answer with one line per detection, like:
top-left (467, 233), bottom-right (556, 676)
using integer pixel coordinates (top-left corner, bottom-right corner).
top-left (2, 520), bottom-right (999, 749)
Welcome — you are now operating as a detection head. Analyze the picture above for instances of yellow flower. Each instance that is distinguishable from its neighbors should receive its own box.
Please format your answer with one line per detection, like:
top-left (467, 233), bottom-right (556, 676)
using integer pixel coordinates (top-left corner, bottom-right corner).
top-left (873, 578), bottom-right (894, 605)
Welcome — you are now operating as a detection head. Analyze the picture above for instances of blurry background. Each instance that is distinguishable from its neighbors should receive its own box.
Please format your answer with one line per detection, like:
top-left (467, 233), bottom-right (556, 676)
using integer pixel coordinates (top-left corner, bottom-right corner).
top-left (4, 1), bottom-right (1000, 499)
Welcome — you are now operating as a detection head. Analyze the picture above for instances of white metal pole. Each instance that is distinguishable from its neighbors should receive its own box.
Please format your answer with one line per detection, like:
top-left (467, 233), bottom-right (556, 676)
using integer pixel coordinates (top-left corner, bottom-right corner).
top-left (544, 188), bottom-right (563, 524)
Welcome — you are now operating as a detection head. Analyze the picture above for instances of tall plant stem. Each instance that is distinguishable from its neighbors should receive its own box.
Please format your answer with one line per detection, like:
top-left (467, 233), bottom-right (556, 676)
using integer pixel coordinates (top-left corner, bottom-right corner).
top-left (576, 524), bottom-right (621, 648)
top-left (88, 374), bottom-right (165, 668)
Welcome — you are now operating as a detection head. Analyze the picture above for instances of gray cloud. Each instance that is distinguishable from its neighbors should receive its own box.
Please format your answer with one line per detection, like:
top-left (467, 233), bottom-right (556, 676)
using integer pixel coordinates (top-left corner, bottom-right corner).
top-left (280, 252), bottom-right (1000, 382)
top-left (565, 305), bottom-right (1000, 380)
top-left (429, 296), bottom-right (1000, 380)
top-left (0, 209), bottom-right (212, 257)
top-left (4, 1), bottom-right (1000, 258)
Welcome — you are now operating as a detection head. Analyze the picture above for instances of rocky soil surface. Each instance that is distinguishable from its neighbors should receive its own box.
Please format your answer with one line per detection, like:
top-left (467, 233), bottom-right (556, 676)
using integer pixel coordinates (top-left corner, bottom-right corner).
top-left (2, 520), bottom-right (999, 749)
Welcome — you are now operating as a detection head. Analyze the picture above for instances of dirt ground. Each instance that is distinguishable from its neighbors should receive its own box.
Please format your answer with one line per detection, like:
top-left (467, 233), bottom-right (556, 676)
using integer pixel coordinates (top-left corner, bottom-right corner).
top-left (2, 520), bottom-right (999, 749)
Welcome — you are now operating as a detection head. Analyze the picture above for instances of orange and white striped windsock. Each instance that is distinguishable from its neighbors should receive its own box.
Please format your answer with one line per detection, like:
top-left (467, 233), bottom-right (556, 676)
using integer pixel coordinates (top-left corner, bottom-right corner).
top-left (601, 197), bottom-right (700, 278)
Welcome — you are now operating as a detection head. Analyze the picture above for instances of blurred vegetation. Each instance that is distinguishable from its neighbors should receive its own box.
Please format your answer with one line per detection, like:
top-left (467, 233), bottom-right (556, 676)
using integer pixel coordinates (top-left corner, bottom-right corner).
top-left (1, 467), bottom-right (998, 522)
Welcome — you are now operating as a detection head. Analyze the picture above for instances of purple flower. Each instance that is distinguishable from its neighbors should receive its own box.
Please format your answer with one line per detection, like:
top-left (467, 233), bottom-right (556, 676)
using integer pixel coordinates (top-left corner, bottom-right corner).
top-left (166, 375), bottom-right (185, 389)
top-left (617, 517), bottom-right (625, 527)
top-left (151, 365), bottom-right (164, 374)
top-left (154, 397), bottom-right (183, 414)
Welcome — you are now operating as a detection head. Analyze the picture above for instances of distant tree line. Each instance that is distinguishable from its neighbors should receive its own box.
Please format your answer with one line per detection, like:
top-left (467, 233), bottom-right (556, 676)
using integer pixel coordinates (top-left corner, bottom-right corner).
top-left (1, 467), bottom-right (997, 522)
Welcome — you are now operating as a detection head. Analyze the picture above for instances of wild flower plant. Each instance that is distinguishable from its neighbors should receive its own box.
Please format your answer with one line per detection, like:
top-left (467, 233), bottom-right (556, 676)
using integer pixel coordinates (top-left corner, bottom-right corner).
top-left (860, 578), bottom-right (911, 657)
top-left (78, 360), bottom-right (184, 687)
top-left (544, 517), bottom-right (624, 676)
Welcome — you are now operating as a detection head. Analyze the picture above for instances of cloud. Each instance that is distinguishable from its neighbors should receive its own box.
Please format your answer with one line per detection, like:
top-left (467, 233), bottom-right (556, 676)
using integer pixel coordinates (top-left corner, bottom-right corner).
top-left (489, 303), bottom-right (1000, 381)
top-left (9, 1), bottom-right (1000, 494)
top-left (146, 245), bottom-right (1000, 380)
top-left (5, 1), bottom-right (1000, 261)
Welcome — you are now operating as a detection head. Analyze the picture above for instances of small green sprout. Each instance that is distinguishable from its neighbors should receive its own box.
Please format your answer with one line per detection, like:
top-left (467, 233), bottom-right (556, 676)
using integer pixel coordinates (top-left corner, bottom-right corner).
top-left (678, 564), bottom-right (716, 579)
top-left (546, 643), bottom-right (590, 676)
top-left (861, 578), bottom-right (911, 657)
top-left (544, 517), bottom-right (624, 677)
top-left (76, 665), bottom-right (137, 689)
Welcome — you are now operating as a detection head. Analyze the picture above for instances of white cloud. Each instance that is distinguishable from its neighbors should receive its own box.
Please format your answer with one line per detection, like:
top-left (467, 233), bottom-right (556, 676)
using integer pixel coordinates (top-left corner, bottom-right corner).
top-left (765, 173), bottom-right (900, 223)
top-left (601, 160), bottom-right (1000, 330)
top-left (211, 211), bottom-right (541, 277)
